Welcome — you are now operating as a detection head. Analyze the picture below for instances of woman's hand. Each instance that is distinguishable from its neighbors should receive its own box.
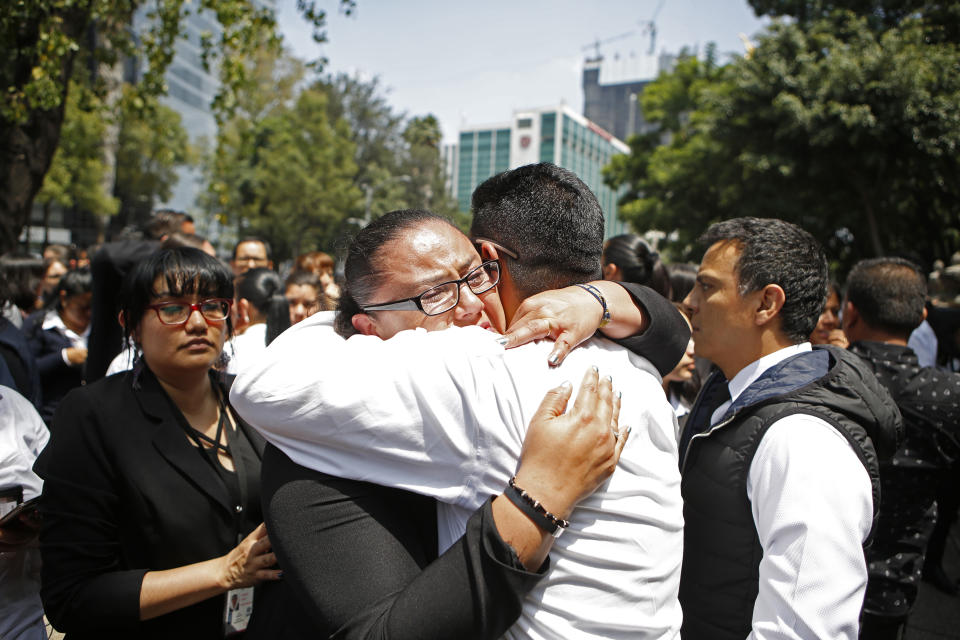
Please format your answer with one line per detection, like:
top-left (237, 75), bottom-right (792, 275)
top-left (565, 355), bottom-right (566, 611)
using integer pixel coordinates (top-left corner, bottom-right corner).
top-left (513, 367), bottom-right (629, 521)
top-left (217, 523), bottom-right (281, 589)
top-left (500, 282), bottom-right (647, 366)
top-left (65, 346), bottom-right (88, 366)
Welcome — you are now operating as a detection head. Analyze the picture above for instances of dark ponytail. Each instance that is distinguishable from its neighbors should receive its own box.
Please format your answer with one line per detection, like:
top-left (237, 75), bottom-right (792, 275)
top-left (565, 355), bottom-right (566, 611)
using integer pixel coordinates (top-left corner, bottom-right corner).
top-left (236, 268), bottom-right (290, 345)
top-left (602, 234), bottom-right (672, 299)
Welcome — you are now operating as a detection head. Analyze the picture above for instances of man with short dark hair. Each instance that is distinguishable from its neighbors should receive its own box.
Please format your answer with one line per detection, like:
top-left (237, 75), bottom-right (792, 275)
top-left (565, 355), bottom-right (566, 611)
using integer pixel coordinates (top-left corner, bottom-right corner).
top-left (231, 238), bottom-right (273, 276)
top-left (842, 257), bottom-right (960, 638)
top-left (679, 218), bottom-right (902, 640)
top-left (234, 163), bottom-right (689, 638)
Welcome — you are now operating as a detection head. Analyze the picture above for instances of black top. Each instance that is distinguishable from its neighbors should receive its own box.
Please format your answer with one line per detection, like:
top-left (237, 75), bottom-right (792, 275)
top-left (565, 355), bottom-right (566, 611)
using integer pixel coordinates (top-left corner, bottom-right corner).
top-left (850, 340), bottom-right (960, 617)
top-left (34, 366), bottom-right (265, 639)
top-left (22, 310), bottom-right (83, 424)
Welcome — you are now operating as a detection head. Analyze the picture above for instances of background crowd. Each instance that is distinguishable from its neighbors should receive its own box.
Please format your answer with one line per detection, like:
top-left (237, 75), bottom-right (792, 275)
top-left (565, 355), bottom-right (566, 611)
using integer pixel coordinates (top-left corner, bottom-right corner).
top-left (1, 169), bottom-right (959, 639)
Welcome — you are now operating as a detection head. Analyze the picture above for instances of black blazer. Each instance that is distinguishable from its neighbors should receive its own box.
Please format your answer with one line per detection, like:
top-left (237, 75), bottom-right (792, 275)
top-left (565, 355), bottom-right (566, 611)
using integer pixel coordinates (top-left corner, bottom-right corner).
top-left (22, 311), bottom-right (83, 424)
top-left (34, 366), bottom-right (265, 640)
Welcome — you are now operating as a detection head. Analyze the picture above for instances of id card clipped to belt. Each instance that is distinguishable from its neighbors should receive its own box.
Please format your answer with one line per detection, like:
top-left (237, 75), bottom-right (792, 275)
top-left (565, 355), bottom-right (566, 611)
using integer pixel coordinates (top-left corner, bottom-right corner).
top-left (223, 587), bottom-right (254, 636)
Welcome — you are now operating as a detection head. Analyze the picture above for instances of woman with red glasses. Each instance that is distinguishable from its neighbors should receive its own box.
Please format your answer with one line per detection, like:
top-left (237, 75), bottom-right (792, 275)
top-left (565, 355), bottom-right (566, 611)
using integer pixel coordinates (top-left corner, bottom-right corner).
top-left (34, 247), bottom-right (279, 639)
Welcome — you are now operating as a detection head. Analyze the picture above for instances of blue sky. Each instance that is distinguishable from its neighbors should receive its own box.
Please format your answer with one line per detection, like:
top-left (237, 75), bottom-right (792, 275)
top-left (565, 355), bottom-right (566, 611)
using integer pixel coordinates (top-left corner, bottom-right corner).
top-left (277, 1), bottom-right (769, 143)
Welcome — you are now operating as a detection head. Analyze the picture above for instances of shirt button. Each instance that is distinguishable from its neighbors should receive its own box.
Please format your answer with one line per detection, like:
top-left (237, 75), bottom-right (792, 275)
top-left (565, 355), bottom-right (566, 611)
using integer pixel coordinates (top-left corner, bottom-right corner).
top-left (235, 505), bottom-right (243, 513)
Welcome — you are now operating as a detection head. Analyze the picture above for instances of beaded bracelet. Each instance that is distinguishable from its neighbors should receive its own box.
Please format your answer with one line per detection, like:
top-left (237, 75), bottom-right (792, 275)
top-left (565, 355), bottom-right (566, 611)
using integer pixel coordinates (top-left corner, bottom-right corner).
top-left (575, 283), bottom-right (611, 328)
top-left (505, 476), bottom-right (570, 538)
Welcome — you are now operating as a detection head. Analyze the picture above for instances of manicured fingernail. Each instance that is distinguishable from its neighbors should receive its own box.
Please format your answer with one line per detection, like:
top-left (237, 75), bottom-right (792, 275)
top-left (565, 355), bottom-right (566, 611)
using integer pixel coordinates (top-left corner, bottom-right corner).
top-left (495, 337), bottom-right (509, 346)
top-left (548, 352), bottom-right (560, 365)
top-left (559, 381), bottom-right (572, 391)
top-left (591, 365), bottom-right (599, 372)
top-left (616, 390), bottom-right (622, 399)
top-left (603, 374), bottom-right (613, 383)
top-left (626, 426), bottom-right (632, 434)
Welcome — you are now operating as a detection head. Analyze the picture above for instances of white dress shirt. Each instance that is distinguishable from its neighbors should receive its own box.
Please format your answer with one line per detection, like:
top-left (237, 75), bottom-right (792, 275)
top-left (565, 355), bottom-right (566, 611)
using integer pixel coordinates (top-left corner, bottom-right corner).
top-left (709, 344), bottom-right (873, 640)
top-left (227, 323), bottom-right (268, 375)
top-left (232, 311), bottom-right (683, 640)
top-left (41, 309), bottom-right (89, 367)
top-left (0, 386), bottom-right (49, 640)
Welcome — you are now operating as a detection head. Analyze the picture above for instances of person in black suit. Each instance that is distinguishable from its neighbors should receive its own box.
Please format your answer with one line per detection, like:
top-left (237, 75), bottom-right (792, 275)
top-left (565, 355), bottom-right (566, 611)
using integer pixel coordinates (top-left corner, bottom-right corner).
top-left (23, 268), bottom-right (92, 424)
top-left (34, 248), bottom-right (279, 639)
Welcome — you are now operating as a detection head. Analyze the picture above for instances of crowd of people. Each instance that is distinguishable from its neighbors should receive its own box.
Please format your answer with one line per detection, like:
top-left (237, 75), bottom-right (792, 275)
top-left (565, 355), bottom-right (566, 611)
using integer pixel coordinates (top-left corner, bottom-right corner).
top-left (0, 161), bottom-right (958, 640)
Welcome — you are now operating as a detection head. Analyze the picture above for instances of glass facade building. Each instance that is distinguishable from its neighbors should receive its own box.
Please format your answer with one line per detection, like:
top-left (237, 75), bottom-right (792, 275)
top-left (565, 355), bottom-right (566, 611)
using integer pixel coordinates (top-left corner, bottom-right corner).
top-left (450, 105), bottom-right (630, 238)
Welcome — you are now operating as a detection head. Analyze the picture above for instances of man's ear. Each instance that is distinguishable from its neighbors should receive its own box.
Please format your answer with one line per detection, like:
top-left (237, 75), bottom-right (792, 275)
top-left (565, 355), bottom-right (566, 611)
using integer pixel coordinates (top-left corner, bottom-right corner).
top-left (754, 284), bottom-right (786, 327)
top-left (476, 241), bottom-right (499, 262)
top-left (842, 300), bottom-right (858, 333)
top-left (351, 313), bottom-right (378, 337)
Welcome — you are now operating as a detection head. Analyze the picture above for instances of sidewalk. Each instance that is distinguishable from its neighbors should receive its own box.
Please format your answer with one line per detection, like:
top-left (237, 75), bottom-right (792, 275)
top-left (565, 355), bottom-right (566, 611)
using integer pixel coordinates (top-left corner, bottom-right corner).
top-left (907, 518), bottom-right (960, 639)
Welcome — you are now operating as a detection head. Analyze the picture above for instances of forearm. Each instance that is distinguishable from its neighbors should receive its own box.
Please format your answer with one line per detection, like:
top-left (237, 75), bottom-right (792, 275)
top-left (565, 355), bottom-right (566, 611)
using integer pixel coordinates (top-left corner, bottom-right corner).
top-left (589, 280), bottom-right (649, 339)
top-left (139, 558), bottom-right (226, 621)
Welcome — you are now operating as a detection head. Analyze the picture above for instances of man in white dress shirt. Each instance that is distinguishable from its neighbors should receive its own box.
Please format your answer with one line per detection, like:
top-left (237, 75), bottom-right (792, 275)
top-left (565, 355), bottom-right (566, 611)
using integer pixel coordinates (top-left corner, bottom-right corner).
top-left (233, 163), bottom-right (687, 639)
top-left (677, 217), bottom-right (902, 640)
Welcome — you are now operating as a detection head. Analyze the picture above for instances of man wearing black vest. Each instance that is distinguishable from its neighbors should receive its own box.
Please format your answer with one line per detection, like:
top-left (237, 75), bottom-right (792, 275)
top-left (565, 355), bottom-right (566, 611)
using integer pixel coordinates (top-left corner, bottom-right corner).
top-left (842, 257), bottom-right (960, 639)
top-left (678, 218), bottom-right (902, 640)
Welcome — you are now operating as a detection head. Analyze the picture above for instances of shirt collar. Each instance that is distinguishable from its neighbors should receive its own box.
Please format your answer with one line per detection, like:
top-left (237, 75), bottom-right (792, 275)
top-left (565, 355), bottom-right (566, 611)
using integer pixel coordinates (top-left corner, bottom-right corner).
top-left (41, 308), bottom-right (90, 340)
top-left (727, 343), bottom-right (812, 405)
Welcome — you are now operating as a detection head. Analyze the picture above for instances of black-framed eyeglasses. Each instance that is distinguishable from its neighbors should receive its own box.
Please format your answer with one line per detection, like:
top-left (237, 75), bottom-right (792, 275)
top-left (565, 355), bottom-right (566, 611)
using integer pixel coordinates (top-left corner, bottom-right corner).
top-left (146, 299), bottom-right (232, 325)
top-left (361, 260), bottom-right (500, 316)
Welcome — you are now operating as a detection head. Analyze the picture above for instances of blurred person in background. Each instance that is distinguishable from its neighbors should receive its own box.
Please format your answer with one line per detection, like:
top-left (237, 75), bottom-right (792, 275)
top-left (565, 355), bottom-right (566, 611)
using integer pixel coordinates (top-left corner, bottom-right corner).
top-left (0, 385), bottom-right (48, 640)
top-left (162, 232), bottom-right (217, 258)
top-left (283, 271), bottom-right (323, 326)
top-left (667, 263), bottom-right (698, 305)
top-left (227, 268), bottom-right (289, 374)
top-left (602, 233), bottom-right (672, 300)
top-left (841, 257), bottom-right (960, 636)
top-left (35, 247), bottom-right (278, 639)
top-left (810, 281), bottom-right (848, 348)
top-left (230, 239), bottom-right (273, 277)
top-left (87, 209), bottom-right (193, 382)
top-left (23, 268), bottom-right (92, 424)
top-left (0, 277), bottom-right (42, 411)
top-left (293, 250), bottom-right (339, 307)
top-left (40, 257), bottom-right (69, 307)
top-left (0, 254), bottom-right (46, 328)
top-left (662, 308), bottom-right (699, 432)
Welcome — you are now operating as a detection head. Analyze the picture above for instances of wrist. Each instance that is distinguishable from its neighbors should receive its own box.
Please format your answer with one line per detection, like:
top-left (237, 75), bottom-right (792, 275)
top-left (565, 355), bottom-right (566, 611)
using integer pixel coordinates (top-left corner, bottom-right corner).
top-left (512, 469), bottom-right (576, 521)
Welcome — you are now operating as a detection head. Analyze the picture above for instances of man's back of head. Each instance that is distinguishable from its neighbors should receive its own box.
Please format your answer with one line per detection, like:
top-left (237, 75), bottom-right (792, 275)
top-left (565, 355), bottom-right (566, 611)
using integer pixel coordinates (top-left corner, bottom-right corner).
top-left (470, 163), bottom-right (604, 299)
top-left (844, 257), bottom-right (926, 342)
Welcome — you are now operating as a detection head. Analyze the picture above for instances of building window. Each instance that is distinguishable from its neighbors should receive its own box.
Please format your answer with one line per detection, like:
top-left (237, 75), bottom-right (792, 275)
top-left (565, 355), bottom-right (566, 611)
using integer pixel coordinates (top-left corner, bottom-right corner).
top-left (516, 117), bottom-right (532, 129)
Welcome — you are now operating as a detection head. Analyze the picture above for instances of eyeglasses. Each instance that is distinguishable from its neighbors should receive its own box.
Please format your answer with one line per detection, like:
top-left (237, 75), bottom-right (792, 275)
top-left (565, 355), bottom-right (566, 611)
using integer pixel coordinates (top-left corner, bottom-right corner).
top-left (472, 237), bottom-right (519, 259)
top-left (361, 260), bottom-right (500, 316)
top-left (146, 299), bottom-right (232, 325)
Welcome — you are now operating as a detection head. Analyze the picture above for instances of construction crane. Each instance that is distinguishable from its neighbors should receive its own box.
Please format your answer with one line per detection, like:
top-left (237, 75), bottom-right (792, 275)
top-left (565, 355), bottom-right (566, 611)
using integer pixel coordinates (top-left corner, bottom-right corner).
top-left (640, 0), bottom-right (666, 55)
top-left (581, 30), bottom-right (635, 60)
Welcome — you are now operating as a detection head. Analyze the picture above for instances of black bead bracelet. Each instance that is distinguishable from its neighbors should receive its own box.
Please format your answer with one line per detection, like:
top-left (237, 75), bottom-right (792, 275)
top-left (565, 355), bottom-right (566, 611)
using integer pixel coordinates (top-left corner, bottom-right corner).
top-left (505, 476), bottom-right (570, 538)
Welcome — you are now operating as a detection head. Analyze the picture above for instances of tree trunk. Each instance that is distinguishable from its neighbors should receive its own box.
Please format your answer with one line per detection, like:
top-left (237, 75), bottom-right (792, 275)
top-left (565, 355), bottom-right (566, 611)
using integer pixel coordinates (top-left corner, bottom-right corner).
top-left (0, 3), bottom-right (94, 254)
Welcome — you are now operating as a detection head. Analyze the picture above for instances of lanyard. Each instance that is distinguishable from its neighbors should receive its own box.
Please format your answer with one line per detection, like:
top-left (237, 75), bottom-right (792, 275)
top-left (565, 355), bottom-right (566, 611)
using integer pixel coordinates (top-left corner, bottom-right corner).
top-left (172, 389), bottom-right (249, 543)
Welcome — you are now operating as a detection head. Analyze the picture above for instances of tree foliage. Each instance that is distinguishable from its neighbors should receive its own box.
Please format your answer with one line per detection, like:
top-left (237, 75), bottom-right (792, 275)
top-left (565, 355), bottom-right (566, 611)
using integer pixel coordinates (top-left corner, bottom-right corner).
top-left (606, 10), bottom-right (960, 272)
top-left (0, 0), bottom-right (353, 253)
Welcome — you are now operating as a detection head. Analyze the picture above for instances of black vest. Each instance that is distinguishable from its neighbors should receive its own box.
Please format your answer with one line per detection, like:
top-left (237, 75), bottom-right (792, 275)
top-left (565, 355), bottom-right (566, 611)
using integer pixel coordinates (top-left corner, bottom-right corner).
top-left (678, 347), bottom-right (902, 640)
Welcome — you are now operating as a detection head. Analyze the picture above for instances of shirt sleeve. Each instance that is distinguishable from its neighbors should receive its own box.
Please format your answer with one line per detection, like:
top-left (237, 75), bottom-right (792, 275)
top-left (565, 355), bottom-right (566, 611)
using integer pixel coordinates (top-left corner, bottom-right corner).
top-left (747, 413), bottom-right (873, 640)
top-left (230, 312), bottom-right (512, 508)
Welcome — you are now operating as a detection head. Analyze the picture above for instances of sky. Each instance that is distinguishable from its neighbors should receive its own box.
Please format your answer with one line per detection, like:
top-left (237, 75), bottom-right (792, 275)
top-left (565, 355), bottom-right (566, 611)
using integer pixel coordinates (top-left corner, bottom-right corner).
top-left (277, 1), bottom-right (770, 144)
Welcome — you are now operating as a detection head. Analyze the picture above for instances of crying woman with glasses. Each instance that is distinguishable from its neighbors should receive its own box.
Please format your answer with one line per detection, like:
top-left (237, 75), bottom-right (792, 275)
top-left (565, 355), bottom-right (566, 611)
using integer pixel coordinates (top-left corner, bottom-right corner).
top-left (34, 247), bottom-right (280, 639)
top-left (233, 208), bottom-right (688, 638)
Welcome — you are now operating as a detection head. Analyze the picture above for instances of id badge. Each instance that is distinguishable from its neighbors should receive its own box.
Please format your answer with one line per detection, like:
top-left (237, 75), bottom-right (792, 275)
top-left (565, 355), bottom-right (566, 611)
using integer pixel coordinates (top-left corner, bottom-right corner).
top-left (223, 586), bottom-right (254, 636)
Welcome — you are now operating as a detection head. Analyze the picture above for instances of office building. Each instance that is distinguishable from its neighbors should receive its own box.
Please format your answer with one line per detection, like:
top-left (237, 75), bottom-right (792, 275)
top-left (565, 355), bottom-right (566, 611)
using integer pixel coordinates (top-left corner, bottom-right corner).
top-left (582, 51), bottom-right (676, 142)
top-left (450, 105), bottom-right (630, 238)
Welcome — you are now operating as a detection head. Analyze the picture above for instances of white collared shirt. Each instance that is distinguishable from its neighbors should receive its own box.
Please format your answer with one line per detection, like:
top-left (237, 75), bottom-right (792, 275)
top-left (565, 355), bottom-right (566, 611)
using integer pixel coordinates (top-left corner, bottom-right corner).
top-left (233, 312), bottom-right (683, 639)
top-left (708, 344), bottom-right (873, 640)
top-left (42, 309), bottom-right (89, 367)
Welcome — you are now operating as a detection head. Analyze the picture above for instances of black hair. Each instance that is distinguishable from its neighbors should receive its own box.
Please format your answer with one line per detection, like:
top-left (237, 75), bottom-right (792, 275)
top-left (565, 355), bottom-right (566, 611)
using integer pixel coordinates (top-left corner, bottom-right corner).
top-left (699, 217), bottom-right (827, 343)
top-left (144, 209), bottom-right (189, 240)
top-left (470, 163), bottom-right (603, 298)
top-left (232, 237), bottom-right (272, 261)
top-left (845, 257), bottom-right (927, 337)
top-left (236, 267), bottom-right (290, 346)
top-left (603, 234), bottom-right (671, 299)
top-left (161, 231), bottom-right (209, 252)
top-left (0, 253), bottom-right (45, 312)
top-left (54, 268), bottom-right (92, 309)
top-left (335, 209), bottom-right (452, 338)
top-left (668, 263), bottom-right (698, 304)
top-left (119, 247), bottom-right (234, 346)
